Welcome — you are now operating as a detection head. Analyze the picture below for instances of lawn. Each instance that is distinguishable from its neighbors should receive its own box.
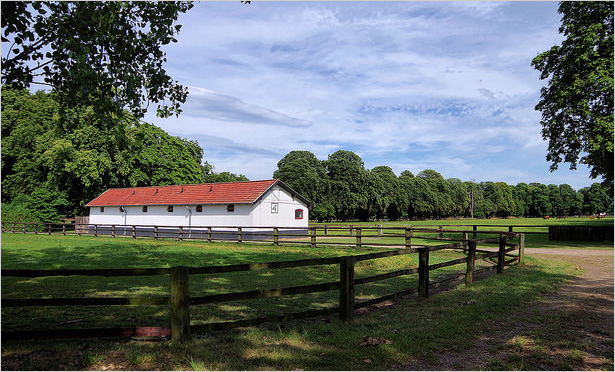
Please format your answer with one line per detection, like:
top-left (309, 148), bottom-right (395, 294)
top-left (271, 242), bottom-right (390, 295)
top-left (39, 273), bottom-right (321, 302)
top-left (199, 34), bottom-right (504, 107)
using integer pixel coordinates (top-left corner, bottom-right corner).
top-left (1, 234), bottom-right (481, 332)
top-left (1, 217), bottom-right (611, 370)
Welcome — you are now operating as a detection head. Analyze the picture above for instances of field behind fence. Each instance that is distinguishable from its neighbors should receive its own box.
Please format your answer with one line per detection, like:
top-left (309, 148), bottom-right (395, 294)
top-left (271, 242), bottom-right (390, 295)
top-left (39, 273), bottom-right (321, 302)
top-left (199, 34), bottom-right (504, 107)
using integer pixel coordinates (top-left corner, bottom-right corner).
top-left (2, 225), bottom-right (523, 342)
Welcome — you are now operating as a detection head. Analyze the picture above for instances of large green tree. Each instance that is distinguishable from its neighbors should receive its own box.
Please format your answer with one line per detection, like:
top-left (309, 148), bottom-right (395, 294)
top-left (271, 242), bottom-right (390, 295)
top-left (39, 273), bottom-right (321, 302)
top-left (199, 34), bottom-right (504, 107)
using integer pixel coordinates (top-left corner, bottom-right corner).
top-left (1, 88), bottom-right (206, 219)
top-left (1, 1), bottom-right (193, 122)
top-left (532, 1), bottom-right (614, 189)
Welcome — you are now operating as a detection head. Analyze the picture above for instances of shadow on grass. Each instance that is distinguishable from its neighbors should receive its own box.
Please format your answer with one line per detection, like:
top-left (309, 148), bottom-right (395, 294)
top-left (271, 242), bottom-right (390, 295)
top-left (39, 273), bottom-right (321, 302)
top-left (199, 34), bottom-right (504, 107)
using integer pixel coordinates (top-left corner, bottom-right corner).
top-left (1, 248), bottom-right (579, 370)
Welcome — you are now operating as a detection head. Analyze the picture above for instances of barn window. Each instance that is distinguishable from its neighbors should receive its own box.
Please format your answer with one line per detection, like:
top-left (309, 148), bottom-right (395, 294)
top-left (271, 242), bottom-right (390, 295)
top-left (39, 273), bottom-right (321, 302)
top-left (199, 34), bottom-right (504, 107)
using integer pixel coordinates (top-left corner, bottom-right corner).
top-left (227, 204), bottom-right (235, 212)
top-left (196, 205), bottom-right (202, 212)
top-left (142, 206), bottom-right (148, 212)
top-left (295, 209), bottom-right (303, 219)
top-left (167, 205), bottom-right (173, 212)
top-left (100, 207), bottom-right (105, 213)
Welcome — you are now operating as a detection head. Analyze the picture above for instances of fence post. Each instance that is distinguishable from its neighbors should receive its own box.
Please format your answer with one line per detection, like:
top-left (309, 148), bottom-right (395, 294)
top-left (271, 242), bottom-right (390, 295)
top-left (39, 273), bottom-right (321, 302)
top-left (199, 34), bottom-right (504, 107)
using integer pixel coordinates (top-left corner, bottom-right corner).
top-left (93, 224), bottom-right (98, 237)
top-left (519, 233), bottom-right (525, 264)
top-left (473, 225), bottom-right (477, 239)
top-left (463, 232), bottom-right (469, 254)
top-left (378, 224), bottom-right (383, 236)
top-left (153, 226), bottom-right (158, 240)
top-left (405, 228), bottom-right (412, 248)
top-left (324, 224), bottom-right (328, 236)
top-left (47, 223), bottom-right (52, 235)
top-left (1, 223), bottom-right (4, 233)
top-left (237, 227), bottom-right (242, 243)
top-left (509, 226), bottom-right (514, 233)
top-left (355, 227), bottom-right (362, 249)
top-left (132, 225), bottom-right (136, 239)
top-left (170, 266), bottom-right (190, 342)
top-left (310, 227), bottom-right (317, 248)
top-left (339, 256), bottom-right (355, 321)
top-left (207, 227), bottom-right (212, 243)
top-left (497, 236), bottom-right (506, 273)
top-left (23, 223), bottom-right (26, 234)
top-left (178, 226), bottom-right (184, 241)
top-left (35, 223), bottom-right (39, 235)
top-left (77, 223), bottom-right (81, 236)
top-left (62, 224), bottom-right (66, 235)
top-left (12, 223), bottom-right (15, 234)
top-left (465, 240), bottom-right (477, 285)
top-left (273, 227), bottom-right (279, 247)
top-left (438, 225), bottom-right (443, 239)
top-left (418, 247), bottom-right (429, 298)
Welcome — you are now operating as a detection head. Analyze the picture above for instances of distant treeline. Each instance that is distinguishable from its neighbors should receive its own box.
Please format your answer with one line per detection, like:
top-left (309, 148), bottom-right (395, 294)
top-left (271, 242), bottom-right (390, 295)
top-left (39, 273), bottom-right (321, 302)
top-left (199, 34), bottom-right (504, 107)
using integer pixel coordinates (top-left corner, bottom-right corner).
top-left (273, 150), bottom-right (613, 222)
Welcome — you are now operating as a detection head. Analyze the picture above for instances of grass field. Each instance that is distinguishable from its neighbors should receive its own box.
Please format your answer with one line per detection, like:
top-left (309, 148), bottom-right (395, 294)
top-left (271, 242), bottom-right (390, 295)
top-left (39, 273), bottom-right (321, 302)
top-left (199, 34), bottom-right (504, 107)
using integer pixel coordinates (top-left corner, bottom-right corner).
top-left (1, 216), bottom-right (612, 370)
top-left (1, 233), bottom-right (484, 332)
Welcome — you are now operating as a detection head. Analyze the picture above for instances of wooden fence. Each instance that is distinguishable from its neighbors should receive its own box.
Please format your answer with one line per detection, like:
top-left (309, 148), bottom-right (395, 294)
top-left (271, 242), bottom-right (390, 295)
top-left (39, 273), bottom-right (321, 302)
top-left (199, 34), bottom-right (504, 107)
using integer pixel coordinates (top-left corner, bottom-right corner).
top-left (1, 227), bottom-right (523, 342)
top-left (2, 222), bottom-right (526, 248)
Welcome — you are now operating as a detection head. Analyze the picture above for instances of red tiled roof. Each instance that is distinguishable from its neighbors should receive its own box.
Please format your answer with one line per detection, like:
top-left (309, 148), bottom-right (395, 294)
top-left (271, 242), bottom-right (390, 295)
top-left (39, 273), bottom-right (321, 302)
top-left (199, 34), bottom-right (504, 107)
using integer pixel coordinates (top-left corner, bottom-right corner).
top-left (86, 180), bottom-right (283, 207)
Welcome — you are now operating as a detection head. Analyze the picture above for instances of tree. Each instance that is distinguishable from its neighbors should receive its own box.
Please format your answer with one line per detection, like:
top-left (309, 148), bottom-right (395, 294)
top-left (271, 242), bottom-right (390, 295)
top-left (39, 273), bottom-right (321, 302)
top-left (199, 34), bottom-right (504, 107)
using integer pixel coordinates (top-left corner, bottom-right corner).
top-left (273, 150), bottom-right (327, 205)
top-left (371, 166), bottom-right (403, 220)
top-left (203, 171), bottom-right (249, 183)
top-left (532, 2), bottom-right (614, 189)
top-left (325, 150), bottom-right (370, 220)
top-left (1, 1), bottom-right (193, 122)
top-left (1, 88), bottom-right (207, 217)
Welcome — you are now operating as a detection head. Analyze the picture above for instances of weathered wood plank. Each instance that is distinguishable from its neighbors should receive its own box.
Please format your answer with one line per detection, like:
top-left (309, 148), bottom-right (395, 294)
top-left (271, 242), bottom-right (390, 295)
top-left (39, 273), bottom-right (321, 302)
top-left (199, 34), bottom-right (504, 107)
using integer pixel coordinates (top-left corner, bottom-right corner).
top-left (354, 267), bottom-right (419, 285)
top-left (2, 326), bottom-right (171, 341)
top-left (339, 256), bottom-right (355, 321)
top-left (170, 266), bottom-right (190, 342)
top-left (2, 268), bottom-right (171, 277)
top-left (2, 297), bottom-right (168, 307)
top-left (190, 280), bottom-right (340, 305)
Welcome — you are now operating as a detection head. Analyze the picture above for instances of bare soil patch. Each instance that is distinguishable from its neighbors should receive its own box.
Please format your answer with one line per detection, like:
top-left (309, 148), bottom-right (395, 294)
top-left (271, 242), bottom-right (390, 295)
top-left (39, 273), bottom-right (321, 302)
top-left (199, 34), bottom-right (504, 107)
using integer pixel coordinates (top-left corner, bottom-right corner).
top-left (409, 248), bottom-right (614, 370)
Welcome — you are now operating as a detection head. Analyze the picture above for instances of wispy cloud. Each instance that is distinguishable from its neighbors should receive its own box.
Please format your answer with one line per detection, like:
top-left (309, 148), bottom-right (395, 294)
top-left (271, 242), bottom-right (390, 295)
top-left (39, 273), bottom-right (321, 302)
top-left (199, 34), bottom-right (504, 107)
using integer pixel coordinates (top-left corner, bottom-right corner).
top-left (144, 1), bottom-right (596, 189)
top-left (183, 87), bottom-right (312, 128)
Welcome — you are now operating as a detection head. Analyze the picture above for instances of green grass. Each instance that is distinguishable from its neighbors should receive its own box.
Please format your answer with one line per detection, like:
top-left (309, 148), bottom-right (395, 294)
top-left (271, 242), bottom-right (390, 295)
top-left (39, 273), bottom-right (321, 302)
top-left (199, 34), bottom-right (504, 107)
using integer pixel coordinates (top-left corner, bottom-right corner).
top-left (1, 252), bottom-right (579, 370)
top-left (2, 234), bottom-right (479, 332)
top-left (313, 217), bottom-right (614, 249)
top-left (1, 219), bottom-right (611, 370)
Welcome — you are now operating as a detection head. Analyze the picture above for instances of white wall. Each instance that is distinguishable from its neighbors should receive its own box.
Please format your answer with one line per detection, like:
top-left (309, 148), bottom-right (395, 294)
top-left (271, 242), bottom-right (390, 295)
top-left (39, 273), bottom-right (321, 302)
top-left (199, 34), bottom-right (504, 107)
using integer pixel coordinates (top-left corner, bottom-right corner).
top-left (88, 185), bottom-right (308, 228)
top-left (253, 185), bottom-right (309, 228)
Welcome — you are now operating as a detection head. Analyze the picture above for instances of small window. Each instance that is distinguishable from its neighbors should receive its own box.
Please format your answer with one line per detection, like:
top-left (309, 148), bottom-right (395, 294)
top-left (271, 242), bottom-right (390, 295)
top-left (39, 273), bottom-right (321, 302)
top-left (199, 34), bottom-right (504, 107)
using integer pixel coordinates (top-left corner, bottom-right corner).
top-left (119, 206), bottom-right (125, 212)
top-left (196, 205), bottom-right (202, 212)
top-left (167, 205), bottom-right (173, 212)
top-left (100, 207), bottom-right (105, 213)
top-left (295, 209), bottom-right (303, 219)
top-left (271, 203), bottom-right (278, 213)
top-left (142, 206), bottom-right (148, 212)
top-left (227, 204), bottom-right (235, 212)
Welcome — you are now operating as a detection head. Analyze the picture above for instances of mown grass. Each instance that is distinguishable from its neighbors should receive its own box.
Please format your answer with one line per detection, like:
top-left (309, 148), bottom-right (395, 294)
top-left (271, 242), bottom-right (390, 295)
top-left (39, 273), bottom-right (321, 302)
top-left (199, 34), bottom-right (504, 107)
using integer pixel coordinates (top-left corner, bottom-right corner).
top-left (1, 218), bottom-right (611, 370)
top-left (2, 233), bottom-right (482, 332)
top-left (1, 254), bottom-right (578, 370)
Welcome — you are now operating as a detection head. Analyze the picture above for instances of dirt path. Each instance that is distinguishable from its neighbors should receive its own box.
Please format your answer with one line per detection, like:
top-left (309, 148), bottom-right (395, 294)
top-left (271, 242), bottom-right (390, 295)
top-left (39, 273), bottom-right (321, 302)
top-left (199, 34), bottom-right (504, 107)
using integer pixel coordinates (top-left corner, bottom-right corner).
top-left (419, 248), bottom-right (614, 370)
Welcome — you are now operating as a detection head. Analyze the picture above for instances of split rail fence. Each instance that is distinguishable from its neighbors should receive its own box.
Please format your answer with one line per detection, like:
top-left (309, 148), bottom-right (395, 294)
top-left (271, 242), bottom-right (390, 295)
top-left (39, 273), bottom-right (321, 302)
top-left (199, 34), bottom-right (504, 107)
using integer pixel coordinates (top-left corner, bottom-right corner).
top-left (2, 224), bottom-right (523, 342)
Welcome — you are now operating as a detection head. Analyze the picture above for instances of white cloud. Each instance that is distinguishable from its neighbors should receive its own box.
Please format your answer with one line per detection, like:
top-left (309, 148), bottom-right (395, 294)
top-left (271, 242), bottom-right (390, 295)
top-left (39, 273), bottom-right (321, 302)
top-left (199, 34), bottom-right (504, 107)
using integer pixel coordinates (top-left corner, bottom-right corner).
top-left (144, 1), bottom-right (597, 189)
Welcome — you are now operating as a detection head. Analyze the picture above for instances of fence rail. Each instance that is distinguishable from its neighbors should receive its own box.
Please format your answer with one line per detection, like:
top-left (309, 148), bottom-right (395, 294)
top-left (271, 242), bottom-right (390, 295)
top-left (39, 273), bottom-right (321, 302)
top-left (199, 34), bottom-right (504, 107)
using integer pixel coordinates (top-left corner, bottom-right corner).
top-left (1, 222), bottom-right (524, 248)
top-left (1, 227), bottom-right (523, 342)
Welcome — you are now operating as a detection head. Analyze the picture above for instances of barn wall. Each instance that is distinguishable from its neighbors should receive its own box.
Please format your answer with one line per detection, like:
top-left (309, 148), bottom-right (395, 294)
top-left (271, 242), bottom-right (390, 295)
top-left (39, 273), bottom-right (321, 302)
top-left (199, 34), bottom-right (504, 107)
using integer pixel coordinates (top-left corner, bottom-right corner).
top-left (87, 185), bottom-right (308, 228)
top-left (253, 185), bottom-right (309, 228)
top-left (89, 204), bottom-right (253, 227)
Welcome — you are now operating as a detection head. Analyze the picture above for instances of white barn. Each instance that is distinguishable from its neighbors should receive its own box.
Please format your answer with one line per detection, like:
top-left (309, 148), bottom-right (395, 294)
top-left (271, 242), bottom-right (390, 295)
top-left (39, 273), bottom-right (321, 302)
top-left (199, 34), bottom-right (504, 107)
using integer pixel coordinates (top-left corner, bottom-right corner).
top-left (85, 180), bottom-right (311, 238)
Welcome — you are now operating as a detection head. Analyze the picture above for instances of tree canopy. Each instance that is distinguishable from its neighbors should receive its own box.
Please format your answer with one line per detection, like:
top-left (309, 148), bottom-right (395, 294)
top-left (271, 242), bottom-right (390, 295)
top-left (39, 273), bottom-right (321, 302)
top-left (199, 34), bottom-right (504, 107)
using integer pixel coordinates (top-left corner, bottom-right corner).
top-left (1, 1), bottom-right (193, 122)
top-left (532, 1), bottom-right (614, 189)
top-left (272, 149), bottom-right (612, 222)
top-left (1, 88), bottom-right (206, 221)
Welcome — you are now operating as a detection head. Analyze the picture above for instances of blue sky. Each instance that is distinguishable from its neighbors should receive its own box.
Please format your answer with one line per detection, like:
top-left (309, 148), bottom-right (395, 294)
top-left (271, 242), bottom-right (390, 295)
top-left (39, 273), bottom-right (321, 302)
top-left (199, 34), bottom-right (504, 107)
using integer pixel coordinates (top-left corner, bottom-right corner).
top-left (143, 1), bottom-right (599, 190)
